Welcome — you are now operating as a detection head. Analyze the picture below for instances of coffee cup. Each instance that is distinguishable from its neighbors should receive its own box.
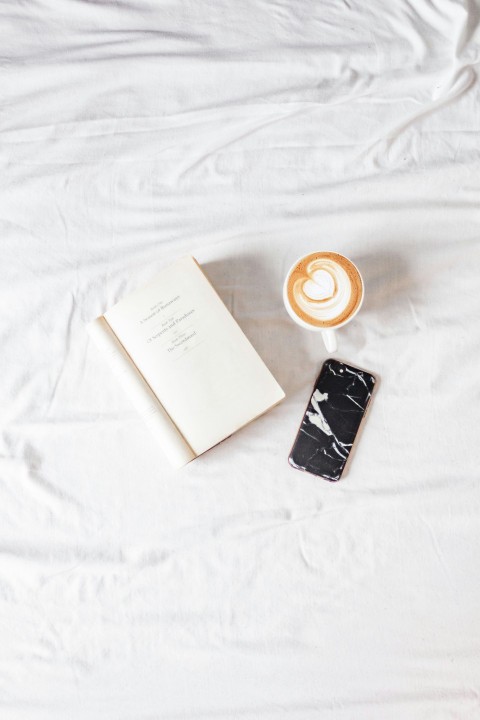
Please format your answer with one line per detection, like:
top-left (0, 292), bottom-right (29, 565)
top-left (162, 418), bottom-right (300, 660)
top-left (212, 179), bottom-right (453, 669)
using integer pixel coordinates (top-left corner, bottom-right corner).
top-left (283, 251), bottom-right (364, 352)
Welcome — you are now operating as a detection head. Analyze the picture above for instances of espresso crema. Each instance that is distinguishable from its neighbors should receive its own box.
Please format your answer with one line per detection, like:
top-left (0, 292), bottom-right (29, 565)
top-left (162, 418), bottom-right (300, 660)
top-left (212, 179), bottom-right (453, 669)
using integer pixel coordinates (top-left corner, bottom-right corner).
top-left (286, 252), bottom-right (363, 328)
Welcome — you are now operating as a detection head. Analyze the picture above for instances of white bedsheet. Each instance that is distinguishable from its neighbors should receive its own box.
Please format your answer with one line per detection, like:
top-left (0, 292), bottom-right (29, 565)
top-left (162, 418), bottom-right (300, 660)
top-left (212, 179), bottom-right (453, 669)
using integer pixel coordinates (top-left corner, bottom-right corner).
top-left (1, 1), bottom-right (480, 718)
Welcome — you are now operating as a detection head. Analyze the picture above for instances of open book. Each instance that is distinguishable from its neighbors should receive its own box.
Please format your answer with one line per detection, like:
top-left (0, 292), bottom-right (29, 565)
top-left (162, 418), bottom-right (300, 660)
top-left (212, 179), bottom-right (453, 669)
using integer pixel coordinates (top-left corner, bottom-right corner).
top-left (88, 256), bottom-right (285, 468)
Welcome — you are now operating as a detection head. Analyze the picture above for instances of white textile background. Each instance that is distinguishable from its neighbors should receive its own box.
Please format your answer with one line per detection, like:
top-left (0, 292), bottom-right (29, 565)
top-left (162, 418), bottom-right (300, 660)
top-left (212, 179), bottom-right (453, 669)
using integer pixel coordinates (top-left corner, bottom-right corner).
top-left (1, 1), bottom-right (480, 718)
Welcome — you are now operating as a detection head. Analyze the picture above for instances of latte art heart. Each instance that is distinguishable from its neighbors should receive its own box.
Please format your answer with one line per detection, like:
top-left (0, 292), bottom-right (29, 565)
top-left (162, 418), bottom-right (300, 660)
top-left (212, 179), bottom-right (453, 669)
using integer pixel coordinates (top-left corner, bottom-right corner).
top-left (302, 269), bottom-right (336, 301)
top-left (286, 252), bottom-right (363, 328)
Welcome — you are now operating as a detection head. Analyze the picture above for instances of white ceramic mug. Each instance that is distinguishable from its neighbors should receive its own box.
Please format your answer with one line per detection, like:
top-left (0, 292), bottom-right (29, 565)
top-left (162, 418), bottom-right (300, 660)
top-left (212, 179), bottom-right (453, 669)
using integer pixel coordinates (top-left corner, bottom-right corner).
top-left (283, 251), bottom-right (364, 353)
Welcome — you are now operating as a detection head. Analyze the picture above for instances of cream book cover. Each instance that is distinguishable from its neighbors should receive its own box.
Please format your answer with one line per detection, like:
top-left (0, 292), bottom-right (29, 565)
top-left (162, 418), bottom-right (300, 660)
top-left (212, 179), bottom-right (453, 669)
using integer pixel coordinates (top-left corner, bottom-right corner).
top-left (88, 256), bottom-right (285, 468)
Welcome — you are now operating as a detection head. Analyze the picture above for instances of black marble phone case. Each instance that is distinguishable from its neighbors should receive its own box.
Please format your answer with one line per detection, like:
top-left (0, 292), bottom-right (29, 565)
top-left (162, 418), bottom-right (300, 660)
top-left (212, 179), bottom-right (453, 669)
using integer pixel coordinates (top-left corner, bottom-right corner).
top-left (289, 359), bottom-right (376, 481)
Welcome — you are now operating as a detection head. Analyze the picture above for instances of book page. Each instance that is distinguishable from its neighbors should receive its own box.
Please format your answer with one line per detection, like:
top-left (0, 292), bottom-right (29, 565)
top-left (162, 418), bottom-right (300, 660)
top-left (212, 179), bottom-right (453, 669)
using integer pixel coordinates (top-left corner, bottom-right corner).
top-left (104, 256), bottom-right (285, 456)
top-left (88, 317), bottom-right (195, 468)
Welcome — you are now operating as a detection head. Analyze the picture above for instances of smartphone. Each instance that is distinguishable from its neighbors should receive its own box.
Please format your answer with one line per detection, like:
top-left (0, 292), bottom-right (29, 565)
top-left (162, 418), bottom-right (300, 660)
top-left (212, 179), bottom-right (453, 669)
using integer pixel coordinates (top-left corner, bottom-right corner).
top-left (288, 359), bottom-right (376, 481)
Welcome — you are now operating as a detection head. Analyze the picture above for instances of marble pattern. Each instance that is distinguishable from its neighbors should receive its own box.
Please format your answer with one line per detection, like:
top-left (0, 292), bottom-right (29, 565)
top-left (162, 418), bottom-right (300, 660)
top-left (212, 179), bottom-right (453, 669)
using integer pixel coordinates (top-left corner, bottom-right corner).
top-left (289, 360), bottom-right (375, 481)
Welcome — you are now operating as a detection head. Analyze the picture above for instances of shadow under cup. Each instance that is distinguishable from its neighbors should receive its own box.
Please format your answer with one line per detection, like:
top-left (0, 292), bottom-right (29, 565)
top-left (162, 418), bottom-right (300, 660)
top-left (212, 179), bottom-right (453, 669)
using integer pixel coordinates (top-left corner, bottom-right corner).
top-left (282, 251), bottom-right (364, 353)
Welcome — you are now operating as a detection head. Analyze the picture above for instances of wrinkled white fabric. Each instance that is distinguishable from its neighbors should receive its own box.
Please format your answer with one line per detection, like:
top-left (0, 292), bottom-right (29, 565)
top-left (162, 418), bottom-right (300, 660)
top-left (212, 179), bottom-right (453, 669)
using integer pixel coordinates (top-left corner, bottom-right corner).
top-left (1, 1), bottom-right (480, 718)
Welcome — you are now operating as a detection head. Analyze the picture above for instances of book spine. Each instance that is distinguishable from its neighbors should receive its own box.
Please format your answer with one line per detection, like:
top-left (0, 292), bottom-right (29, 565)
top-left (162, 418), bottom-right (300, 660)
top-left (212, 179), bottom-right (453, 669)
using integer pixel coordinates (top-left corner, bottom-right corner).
top-left (87, 316), bottom-right (195, 469)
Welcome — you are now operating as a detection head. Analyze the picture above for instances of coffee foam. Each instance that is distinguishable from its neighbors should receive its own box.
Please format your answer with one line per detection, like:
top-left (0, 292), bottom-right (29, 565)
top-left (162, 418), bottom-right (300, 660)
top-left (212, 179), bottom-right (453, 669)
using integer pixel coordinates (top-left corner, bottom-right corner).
top-left (286, 252), bottom-right (363, 328)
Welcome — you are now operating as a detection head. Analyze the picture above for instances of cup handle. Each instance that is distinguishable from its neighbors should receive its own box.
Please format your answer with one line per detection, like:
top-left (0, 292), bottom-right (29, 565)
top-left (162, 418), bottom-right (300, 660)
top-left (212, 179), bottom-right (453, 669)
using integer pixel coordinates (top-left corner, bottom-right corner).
top-left (321, 329), bottom-right (337, 353)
